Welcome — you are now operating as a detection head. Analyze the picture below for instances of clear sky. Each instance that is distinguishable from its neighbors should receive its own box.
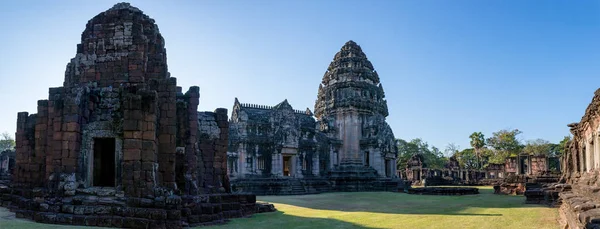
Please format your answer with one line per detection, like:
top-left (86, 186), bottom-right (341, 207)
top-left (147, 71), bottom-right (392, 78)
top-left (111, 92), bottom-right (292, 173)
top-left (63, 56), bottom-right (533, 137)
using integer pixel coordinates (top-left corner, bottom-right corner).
top-left (0, 0), bottom-right (598, 151)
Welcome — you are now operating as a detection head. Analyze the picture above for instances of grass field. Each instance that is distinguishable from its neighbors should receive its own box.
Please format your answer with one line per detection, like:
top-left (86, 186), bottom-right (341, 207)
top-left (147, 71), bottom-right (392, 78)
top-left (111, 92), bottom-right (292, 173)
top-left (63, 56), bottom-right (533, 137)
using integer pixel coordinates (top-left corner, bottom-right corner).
top-left (0, 187), bottom-right (559, 229)
top-left (209, 186), bottom-right (559, 229)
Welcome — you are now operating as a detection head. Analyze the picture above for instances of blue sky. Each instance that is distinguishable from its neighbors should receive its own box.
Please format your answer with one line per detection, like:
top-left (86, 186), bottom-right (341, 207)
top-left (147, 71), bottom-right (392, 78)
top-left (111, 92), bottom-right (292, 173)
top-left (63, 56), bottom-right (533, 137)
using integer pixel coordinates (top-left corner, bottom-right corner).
top-left (0, 1), bottom-right (598, 151)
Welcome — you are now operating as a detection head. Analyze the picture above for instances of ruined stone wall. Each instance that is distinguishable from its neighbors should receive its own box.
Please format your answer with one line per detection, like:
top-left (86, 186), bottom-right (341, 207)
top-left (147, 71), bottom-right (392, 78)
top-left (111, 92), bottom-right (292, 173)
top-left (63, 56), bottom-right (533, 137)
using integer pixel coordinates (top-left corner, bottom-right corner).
top-left (7, 3), bottom-right (266, 228)
top-left (197, 109), bottom-right (230, 193)
top-left (530, 156), bottom-right (548, 176)
top-left (505, 157), bottom-right (518, 174)
top-left (557, 88), bottom-right (600, 229)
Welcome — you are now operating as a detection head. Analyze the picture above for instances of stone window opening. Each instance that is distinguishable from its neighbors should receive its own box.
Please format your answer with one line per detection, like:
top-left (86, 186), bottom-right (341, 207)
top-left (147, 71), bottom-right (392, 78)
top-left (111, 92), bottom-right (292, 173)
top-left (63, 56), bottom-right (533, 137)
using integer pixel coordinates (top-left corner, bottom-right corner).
top-left (228, 157), bottom-right (238, 174)
top-left (364, 151), bottom-right (370, 167)
top-left (257, 156), bottom-right (265, 170)
top-left (302, 157), bottom-right (307, 171)
top-left (319, 159), bottom-right (326, 171)
top-left (92, 138), bottom-right (116, 187)
top-left (246, 157), bottom-right (253, 169)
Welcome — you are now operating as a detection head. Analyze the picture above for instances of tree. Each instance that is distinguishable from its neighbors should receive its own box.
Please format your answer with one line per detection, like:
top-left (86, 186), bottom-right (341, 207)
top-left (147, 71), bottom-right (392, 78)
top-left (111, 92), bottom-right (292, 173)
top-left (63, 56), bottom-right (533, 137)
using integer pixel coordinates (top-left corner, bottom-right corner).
top-left (396, 139), bottom-right (418, 169)
top-left (469, 132), bottom-right (485, 169)
top-left (454, 148), bottom-right (477, 170)
top-left (523, 139), bottom-right (552, 156)
top-left (0, 132), bottom-right (15, 152)
top-left (486, 129), bottom-right (523, 163)
top-left (396, 138), bottom-right (448, 170)
top-left (444, 143), bottom-right (460, 158)
top-left (558, 136), bottom-right (571, 155)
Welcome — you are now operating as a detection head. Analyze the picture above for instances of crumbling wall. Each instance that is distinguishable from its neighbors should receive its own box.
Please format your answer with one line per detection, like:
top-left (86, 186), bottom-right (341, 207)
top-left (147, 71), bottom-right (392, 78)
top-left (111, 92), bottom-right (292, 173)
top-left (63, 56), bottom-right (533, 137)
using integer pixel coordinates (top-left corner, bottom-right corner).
top-left (6, 3), bottom-right (265, 228)
top-left (198, 109), bottom-right (230, 193)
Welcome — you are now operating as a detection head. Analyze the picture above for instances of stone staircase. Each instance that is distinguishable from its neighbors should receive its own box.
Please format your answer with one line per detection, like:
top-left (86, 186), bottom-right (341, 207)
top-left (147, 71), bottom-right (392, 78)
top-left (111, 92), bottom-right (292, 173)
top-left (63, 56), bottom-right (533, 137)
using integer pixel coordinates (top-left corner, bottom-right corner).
top-left (289, 179), bottom-right (306, 195)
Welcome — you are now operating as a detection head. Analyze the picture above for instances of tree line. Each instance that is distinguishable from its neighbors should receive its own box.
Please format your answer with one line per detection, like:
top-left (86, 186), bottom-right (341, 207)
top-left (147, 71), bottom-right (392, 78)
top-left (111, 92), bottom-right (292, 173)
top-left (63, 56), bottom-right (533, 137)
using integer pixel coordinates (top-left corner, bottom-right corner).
top-left (397, 129), bottom-right (570, 170)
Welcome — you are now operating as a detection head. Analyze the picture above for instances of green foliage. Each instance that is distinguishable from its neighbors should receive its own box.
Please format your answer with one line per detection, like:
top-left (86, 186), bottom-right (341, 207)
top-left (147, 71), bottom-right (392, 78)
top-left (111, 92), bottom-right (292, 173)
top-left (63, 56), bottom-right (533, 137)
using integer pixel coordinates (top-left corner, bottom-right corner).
top-left (396, 138), bottom-right (447, 170)
top-left (469, 132), bottom-right (485, 169)
top-left (486, 129), bottom-right (523, 157)
top-left (558, 136), bottom-right (571, 155)
top-left (523, 139), bottom-right (552, 156)
top-left (469, 132), bottom-right (485, 150)
top-left (454, 148), bottom-right (477, 169)
top-left (0, 132), bottom-right (15, 152)
top-left (444, 143), bottom-right (460, 157)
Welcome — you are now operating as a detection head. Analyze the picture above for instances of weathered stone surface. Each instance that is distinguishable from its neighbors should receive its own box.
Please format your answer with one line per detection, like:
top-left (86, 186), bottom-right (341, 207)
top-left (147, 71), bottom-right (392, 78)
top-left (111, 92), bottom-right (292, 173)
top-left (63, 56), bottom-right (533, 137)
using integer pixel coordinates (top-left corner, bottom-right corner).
top-left (228, 41), bottom-right (398, 194)
top-left (553, 88), bottom-right (600, 229)
top-left (8, 2), bottom-right (263, 228)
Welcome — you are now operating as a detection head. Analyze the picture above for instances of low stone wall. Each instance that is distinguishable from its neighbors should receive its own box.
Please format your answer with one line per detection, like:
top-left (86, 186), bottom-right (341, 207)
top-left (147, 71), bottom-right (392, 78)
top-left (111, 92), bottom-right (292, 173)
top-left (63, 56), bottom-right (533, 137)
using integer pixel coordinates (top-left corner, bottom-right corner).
top-left (231, 177), bottom-right (398, 195)
top-left (557, 171), bottom-right (600, 229)
top-left (1, 186), bottom-right (269, 228)
top-left (406, 187), bottom-right (479, 195)
top-left (231, 178), bottom-right (332, 195)
top-left (494, 183), bottom-right (525, 195)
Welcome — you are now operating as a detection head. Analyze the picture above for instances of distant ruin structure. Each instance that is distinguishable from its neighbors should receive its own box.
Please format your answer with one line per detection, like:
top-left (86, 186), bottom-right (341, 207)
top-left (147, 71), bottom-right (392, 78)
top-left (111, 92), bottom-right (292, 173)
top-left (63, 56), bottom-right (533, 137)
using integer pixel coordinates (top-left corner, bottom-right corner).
top-left (228, 41), bottom-right (399, 194)
top-left (3, 3), bottom-right (267, 228)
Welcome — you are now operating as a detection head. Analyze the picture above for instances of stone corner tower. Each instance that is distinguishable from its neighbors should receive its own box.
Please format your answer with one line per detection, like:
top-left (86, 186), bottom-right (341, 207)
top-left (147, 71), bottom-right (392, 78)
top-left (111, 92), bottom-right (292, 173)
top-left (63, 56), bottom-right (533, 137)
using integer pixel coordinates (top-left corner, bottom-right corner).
top-left (315, 40), bottom-right (397, 178)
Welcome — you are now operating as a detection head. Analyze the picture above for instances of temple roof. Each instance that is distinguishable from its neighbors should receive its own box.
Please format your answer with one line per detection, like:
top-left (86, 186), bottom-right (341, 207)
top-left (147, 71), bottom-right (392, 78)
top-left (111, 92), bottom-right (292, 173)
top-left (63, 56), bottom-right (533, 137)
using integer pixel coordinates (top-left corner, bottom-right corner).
top-left (314, 41), bottom-right (389, 118)
top-left (63, 2), bottom-right (167, 87)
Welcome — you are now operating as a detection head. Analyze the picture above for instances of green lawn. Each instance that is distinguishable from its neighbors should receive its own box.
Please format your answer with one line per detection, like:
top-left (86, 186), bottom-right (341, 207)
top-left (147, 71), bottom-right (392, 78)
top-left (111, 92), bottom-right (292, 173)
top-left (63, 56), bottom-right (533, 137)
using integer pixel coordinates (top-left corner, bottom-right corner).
top-left (208, 186), bottom-right (559, 229)
top-left (0, 187), bottom-right (559, 229)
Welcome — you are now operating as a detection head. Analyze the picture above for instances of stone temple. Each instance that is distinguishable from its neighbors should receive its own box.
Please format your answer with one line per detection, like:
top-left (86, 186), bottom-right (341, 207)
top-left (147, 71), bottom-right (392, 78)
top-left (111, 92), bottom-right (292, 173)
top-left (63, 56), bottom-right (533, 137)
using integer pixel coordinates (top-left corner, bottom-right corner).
top-left (553, 88), bottom-right (600, 228)
top-left (228, 41), bottom-right (399, 194)
top-left (3, 3), bottom-right (272, 228)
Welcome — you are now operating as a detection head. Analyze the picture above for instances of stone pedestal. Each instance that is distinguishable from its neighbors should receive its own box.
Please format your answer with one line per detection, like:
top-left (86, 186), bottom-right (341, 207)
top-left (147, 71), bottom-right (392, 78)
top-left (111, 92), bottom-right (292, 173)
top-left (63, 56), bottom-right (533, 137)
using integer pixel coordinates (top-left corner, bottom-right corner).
top-left (329, 158), bottom-right (379, 191)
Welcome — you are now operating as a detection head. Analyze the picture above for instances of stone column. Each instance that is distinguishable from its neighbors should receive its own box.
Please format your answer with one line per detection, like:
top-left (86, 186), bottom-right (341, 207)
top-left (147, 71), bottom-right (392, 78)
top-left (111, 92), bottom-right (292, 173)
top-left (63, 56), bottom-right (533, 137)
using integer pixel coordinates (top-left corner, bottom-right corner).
top-left (595, 132), bottom-right (600, 169)
top-left (391, 159), bottom-right (397, 178)
top-left (294, 155), bottom-right (303, 178)
top-left (237, 147), bottom-right (245, 177)
top-left (312, 154), bottom-right (319, 176)
top-left (271, 153), bottom-right (279, 176)
top-left (585, 138), bottom-right (592, 172)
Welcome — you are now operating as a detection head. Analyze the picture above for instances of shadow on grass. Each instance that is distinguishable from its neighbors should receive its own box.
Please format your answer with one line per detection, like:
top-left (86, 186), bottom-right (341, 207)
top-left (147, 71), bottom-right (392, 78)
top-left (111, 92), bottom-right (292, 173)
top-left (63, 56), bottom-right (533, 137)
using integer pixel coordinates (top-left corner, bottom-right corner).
top-left (256, 186), bottom-right (547, 216)
top-left (210, 210), bottom-right (378, 229)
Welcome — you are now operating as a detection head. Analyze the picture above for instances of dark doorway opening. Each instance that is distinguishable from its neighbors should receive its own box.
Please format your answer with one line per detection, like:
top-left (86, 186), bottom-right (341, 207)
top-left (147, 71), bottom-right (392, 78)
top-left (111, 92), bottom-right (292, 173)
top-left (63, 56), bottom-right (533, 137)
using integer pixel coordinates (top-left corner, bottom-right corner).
top-left (93, 138), bottom-right (115, 187)
top-left (519, 156), bottom-right (529, 175)
top-left (283, 155), bottom-right (291, 176)
top-left (364, 151), bottom-right (370, 166)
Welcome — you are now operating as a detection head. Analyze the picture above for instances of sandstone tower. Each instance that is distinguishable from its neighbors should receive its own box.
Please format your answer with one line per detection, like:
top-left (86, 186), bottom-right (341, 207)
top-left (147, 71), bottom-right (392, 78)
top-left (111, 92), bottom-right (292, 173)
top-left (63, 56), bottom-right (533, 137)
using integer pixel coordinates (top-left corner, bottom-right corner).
top-left (9, 3), bottom-right (262, 227)
top-left (315, 40), bottom-right (397, 178)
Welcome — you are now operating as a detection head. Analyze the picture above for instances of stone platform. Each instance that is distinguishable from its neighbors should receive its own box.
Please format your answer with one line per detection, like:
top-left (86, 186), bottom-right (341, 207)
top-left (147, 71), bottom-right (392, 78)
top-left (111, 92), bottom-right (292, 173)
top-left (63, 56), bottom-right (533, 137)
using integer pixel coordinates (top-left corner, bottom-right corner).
top-left (1, 186), bottom-right (268, 228)
top-left (406, 187), bottom-right (479, 195)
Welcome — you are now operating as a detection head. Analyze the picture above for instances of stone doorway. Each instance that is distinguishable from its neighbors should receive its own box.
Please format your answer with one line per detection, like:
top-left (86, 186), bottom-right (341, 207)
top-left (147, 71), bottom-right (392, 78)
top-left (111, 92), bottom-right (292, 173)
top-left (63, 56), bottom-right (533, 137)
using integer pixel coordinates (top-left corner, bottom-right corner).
top-left (93, 138), bottom-right (116, 187)
top-left (283, 155), bottom-right (292, 176)
top-left (519, 156), bottom-right (529, 175)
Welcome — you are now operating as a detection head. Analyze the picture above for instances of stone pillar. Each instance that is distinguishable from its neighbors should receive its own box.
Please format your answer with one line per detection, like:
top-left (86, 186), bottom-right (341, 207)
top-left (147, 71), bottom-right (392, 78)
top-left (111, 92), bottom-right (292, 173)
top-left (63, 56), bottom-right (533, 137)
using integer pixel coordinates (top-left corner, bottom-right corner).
top-left (238, 146), bottom-right (246, 177)
top-left (392, 159), bottom-right (397, 178)
top-left (580, 143), bottom-right (586, 173)
top-left (34, 100), bottom-right (49, 187)
top-left (294, 155), bottom-right (303, 178)
top-left (586, 138), bottom-right (593, 172)
top-left (312, 154), bottom-right (319, 176)
top-left (279, 153), bottom-right (284, 176)
top-left (215, 108), bottom-right (230, 192)
top-left (595, 132), bottom-right (600, 169)
top-left (156, 77), bottom-right (178, 189)
top-left (271, 153), bottom-right (279, 176)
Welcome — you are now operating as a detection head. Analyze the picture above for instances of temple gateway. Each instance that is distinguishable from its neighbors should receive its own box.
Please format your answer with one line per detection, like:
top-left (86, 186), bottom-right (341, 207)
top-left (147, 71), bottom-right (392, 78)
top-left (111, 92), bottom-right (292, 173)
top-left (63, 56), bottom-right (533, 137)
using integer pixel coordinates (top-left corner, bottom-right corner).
top-left (228, 41), bottom-right (399, 194)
